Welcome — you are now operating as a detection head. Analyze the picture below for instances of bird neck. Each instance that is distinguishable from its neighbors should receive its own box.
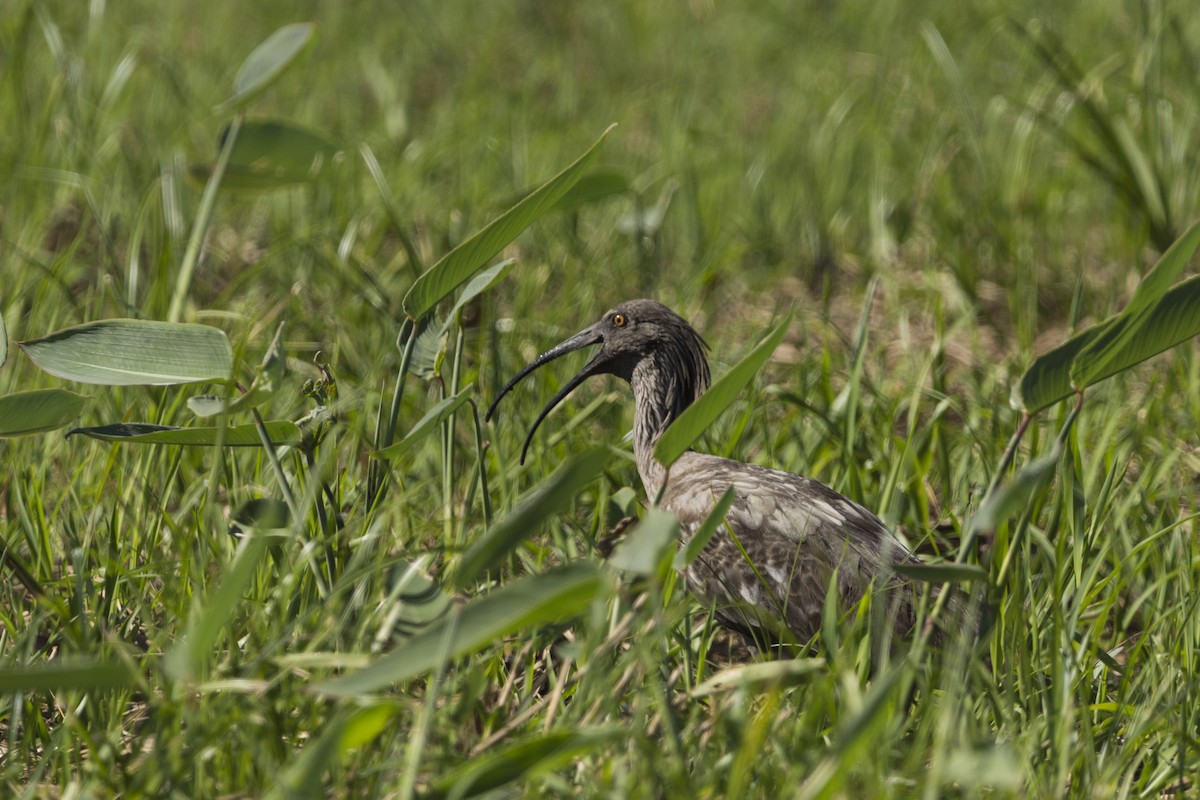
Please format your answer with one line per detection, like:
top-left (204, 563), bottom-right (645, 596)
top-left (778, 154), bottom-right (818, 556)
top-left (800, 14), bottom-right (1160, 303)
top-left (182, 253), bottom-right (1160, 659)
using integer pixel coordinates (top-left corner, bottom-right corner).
top-left (630, 358), bottom-right (698, 498)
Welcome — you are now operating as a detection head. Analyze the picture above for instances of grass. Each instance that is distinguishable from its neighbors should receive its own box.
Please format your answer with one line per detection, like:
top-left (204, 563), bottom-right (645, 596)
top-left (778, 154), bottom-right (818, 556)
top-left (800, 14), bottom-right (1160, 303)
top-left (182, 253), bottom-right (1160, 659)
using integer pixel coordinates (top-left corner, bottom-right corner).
top-left (2, 0), bottom-right (1200, 796)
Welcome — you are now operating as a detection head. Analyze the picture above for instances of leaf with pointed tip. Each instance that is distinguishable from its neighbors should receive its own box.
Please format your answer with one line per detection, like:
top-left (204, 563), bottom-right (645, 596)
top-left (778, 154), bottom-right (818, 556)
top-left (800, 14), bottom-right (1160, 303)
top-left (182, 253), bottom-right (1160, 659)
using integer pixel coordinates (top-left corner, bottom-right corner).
top-left (67, 420), bottom-right (302, 446)
top-left (609, 508), bottom-right (678, 576)
top-left (223, 23), bottom-right (315, 111)
top-left (0, 389), bottom-right (87, 437)
top-left (1015, 273), bottom-right (1200, 413)
top-left (403, 125), bottom-right (615, 320)
top-left (314, 562), bottom-right (605, 695)
top-left (655, 311), bottom-right (792, 468)
top-left (0, 660), bottom-right (135, 692)
top-left (967, 441), bottom-right (1061, 538)
top-left (429, 727), bottom-right (628, 800)
top-left (20, 319), bottom-right (232, 386)
top-left (451, 447), bottom-right (607, 591)
top-left (373, 385), bottom-right (473, 458)
top-left (190, 120), bottom-right (340, 191)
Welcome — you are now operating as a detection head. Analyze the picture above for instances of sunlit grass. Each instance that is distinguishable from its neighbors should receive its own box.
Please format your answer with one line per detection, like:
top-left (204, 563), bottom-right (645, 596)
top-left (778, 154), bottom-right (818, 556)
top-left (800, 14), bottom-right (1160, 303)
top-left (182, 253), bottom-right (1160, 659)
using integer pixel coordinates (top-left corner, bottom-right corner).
top-left (2, 1), bottom-right (1200, 797)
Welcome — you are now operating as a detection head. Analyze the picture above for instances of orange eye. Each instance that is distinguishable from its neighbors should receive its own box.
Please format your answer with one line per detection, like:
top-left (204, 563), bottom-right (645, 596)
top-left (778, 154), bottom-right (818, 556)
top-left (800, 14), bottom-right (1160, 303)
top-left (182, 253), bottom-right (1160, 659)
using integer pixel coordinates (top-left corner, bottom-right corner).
top-left (612, 313), bottom-right (627, 328)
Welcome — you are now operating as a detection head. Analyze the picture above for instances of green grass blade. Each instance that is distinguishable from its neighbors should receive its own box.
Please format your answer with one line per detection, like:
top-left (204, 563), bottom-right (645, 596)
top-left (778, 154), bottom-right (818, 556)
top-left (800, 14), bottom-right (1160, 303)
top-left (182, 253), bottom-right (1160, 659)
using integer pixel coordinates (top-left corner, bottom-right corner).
top-left (674, 486), bottom-right (736, 569)
top-left (0, 308), bottom-right (7, 367)
top-left (222, 22), bottom-right (315, 111)
top-left (402, 125), bottom-right (615, 320)
top-left (608, 508), bottom-right (678, 576)
top-left (20, 319), bottom-right (232, 385)
top-left (892, 562), bottom-right (987, 584)
top-left (314, 562), bottom-right (605, 695)
top-left (265, 703), bottom-right (398, 800)
top-left (690, 659), bottom-right (824, 697)
top-left (430, 728), bottom-right (628, 800)
top-left (373, 384), bottom-right (474, 458)
top-left (0, 660), bottom-right (135, 692)
top-left (654, 310), bottom-right (792, 468)
top-left (67, 420), bottom-right (302, 446)
top-left (0, 389), bottom-right (87, 437)
top-left (450, 446), bottom-right (607, 591)
top-left (166, 533), bottom-right (271, 682)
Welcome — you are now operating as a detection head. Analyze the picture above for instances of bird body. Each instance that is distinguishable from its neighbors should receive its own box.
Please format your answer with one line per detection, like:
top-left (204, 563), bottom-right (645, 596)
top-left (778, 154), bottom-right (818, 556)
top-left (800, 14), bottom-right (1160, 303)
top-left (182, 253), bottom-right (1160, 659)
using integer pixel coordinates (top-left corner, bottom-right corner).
top-left (488, 299), bottom-right (921, 643)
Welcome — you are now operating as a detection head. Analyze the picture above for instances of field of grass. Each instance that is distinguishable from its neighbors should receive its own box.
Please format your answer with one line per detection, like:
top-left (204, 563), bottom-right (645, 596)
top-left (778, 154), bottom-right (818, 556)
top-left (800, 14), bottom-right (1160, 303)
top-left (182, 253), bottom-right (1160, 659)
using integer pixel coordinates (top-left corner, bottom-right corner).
top-left (3, 0), bottom-right (1200, 796)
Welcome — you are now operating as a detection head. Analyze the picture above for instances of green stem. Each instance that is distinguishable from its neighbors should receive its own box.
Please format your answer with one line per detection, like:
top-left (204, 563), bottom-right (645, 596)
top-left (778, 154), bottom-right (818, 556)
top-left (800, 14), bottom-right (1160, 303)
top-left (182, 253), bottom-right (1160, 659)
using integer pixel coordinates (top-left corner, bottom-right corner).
top-left (168, 114), bottom-right (242, 322)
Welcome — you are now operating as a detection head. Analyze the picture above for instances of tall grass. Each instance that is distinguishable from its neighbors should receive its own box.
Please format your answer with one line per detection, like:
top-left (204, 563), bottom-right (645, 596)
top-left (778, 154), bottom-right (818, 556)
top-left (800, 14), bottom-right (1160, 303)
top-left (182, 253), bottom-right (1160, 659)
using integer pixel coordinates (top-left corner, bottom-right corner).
top-left (2, 1), bottom-right (1200, 797)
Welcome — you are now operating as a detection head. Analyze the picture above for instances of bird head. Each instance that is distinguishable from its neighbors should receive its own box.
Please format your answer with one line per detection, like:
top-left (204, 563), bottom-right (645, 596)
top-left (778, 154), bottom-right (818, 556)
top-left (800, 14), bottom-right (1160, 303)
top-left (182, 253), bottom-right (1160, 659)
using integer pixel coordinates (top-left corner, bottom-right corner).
top-left (486, 299), bottom-right (710, 463)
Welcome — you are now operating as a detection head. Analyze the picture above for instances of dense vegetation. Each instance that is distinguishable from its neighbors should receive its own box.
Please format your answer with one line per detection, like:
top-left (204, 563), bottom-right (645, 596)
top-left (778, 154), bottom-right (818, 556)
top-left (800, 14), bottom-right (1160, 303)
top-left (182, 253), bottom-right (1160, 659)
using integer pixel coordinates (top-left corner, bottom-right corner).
top-left (2, 1), bottom-right (1199, 796)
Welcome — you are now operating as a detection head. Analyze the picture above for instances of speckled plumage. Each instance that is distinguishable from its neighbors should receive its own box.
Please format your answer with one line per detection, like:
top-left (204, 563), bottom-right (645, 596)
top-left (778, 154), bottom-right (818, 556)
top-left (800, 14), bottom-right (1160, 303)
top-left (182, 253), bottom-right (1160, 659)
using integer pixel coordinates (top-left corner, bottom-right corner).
top-left (488, 299), bottom-right (922, 643)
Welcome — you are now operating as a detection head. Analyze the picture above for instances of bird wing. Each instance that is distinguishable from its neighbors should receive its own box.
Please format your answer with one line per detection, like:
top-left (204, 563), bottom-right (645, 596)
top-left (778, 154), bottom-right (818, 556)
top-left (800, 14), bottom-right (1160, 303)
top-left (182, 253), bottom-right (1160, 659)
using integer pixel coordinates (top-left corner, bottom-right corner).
top-left (661, 452), bottom-right (917, 641)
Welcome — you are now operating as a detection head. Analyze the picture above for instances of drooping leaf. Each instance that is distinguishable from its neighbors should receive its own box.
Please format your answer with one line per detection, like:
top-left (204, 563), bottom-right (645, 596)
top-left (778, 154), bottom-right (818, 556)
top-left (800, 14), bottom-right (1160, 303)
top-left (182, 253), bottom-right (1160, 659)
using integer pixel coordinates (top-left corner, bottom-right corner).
top-left (166, 533), bottom-right (271, 681)
top-left (189, 120), bottom-right (340, 191)
top-left (20, 319), bottom-right (232, 386)
top-left (608, 508), bottom-right (678, 576)
top-left (223, 22), bottom-right (315, 111)
top-left (67, 420), bottom-right (302, 447)
top-left (450, 447), bottom-right (607, 591)
top-left (0, 660), bottom-right (135, 692)
top-left (403, 125), bottom-right (615, 320)
top-left (314, 562), bottom-right (605, 695)
top-left (429, 728), bottom-right (628, 800)
top-left (1015, 273), bottom-right (1200, 413)
top-left (373, 385), bottom-right (473, 458)
top-left (0, 389), bottom-right (87, 437)
top-left (654, 311), bottom-right (792, 468)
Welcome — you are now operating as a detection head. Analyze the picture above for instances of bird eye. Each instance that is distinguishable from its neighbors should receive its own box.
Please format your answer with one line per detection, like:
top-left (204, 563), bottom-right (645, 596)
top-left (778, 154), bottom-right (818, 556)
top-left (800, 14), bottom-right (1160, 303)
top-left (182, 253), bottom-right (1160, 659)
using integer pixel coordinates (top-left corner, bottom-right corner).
top-left (612, 313), bottom-right (627, 328)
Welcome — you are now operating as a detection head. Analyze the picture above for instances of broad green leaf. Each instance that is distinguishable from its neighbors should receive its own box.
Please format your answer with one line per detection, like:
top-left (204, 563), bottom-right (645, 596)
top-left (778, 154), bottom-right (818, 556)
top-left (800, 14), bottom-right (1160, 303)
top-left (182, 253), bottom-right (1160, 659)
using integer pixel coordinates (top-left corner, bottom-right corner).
top-left (608, 508), bottom-right (678, 576)
top-left (1070, 221), bottom-right (1200, 388)
top-left (450, 447), bottom-right (607, 591)
top-left (373, 384), bottom-right (473, 458)
top-left (0, 308), bottom-right (7, 367)
top-left (0, 389), bottom-right (87, 437)
top-left (232, 498), bottom-right (290, 531)
top-left (1016, 273), bottom-right (1200, 412)
top-left (264, 703), bottom-right (397, 800)
top-left (430, 728), bottom-right (627, 800)
top-left (167, 533), bottom-right (271, 681)
top-left (654, 311), bottom-right (792, 467)
top-left (892, 562), bottom-right (987, 584)
top-left (67, 420), bottom-right (302, 447)
top-left (690, 658), bottom-right (825, 697)
top-left (20, 319), bottom-right (232, 385)
top-left (190, 120), bottom-right (340, 191)
top-left (315, 562), bottom-right (605, 695)
top-left (674, 487), bottom-right (737, 570)
top-left (0, 660), bottom-right (134, 692)
top-left (403, 124), bottom-right (615, 320)
top-left (223, 23), bottom-right (315, 111)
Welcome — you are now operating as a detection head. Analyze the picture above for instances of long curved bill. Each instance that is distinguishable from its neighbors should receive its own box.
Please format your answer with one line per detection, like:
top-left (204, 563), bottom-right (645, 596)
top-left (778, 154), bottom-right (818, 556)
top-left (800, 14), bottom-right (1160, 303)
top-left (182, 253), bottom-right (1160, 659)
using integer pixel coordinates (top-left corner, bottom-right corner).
top-left (486, 324), bottom-right (606, 464)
